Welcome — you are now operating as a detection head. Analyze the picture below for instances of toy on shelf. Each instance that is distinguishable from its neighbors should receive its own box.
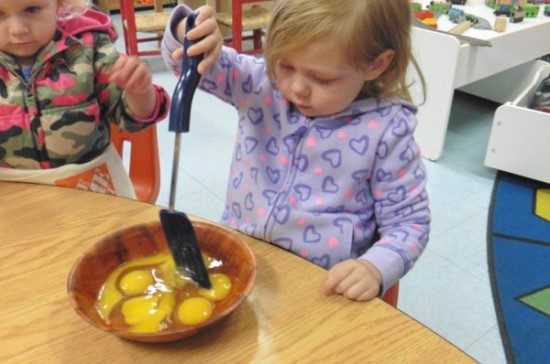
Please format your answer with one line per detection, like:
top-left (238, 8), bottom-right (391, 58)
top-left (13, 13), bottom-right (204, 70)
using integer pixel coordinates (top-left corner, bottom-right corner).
top-left (449, 20), bottom-right (473, 33)
top-left (510, 6), bottom-right (526, 22)
top-left (494, 1), bottom-right (514, 15)
top-left (486, 0), bottom-right (548, 8)
top-left (448, 7), bottom-right (492, 29)
top-left (428, 1), bottom-right (452, 16)
top-left (410, 2), bottom-right (422, 12)
top-left (494, 16), bottom-right (508, 31)
top-left (468, 13), bottom-right (493, 29)
top-left (414, 9), bottom-right (438, 28)
top-left (448, 7), bottom-right (467, 22)
top-left (524, 4), bottom-right (541, 16)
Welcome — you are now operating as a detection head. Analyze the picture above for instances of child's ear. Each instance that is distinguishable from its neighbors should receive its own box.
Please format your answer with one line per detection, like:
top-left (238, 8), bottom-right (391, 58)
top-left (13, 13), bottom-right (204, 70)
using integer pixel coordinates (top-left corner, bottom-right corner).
top-left (364, 49), bottom-right (395, 81)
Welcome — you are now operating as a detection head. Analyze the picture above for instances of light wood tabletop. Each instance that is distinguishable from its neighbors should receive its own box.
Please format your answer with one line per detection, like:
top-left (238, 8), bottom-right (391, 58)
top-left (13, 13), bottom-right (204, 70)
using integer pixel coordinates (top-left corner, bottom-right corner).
top-left (1, 181), bottom-right (473, 363)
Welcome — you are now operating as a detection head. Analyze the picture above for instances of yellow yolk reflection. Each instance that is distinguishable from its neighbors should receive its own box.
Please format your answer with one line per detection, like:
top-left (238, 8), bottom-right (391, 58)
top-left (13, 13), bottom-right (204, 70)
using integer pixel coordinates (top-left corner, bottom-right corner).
top-left (95, 252), bottom-right (232, 333)
top-left (198, 273), bottom-right (232, 301)
top-left (157, 258), bottom-right (190, 288)
top-left (177, 297), bottom-right (213, 326)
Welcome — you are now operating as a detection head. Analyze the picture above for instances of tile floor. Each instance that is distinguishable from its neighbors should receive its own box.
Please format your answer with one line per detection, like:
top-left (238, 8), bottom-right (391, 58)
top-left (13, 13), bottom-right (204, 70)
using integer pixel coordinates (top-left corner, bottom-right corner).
top-left (112, 14), bottom-right (507, 363)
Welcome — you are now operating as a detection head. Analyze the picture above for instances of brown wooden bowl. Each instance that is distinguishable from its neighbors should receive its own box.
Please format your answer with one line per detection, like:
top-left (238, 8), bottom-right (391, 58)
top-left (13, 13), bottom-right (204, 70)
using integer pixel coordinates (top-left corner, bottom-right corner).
top-left (67, 220), bottom-right (256, 343)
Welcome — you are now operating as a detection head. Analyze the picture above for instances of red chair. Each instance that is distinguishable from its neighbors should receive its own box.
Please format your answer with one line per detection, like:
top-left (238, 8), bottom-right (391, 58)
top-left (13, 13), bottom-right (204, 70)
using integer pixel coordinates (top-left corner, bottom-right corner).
top-left (207, 0), bottom-right (273, 54)
top-left (119, 0), bottom-right (171, 57)
top-left (382, 282), bottom-right (399, 307)
top-left (110, 124), bottom-right (160, 204)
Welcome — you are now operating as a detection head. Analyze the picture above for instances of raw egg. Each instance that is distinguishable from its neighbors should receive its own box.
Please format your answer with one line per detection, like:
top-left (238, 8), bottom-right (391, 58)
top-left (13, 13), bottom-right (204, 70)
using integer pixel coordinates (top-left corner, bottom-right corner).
top-left (119, 269), bottom-right (154, 295)
top-left (198, 273), bottom-right (232, 301)
top-left (177, 297), bottom-right (213, 326)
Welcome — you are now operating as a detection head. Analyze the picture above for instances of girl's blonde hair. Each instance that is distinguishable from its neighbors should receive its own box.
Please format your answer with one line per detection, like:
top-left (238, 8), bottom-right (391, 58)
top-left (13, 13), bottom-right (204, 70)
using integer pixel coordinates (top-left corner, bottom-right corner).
top-left (265, 0), bottom-right (425, 102)
top-left (58, 0), bottom-right (90, 19)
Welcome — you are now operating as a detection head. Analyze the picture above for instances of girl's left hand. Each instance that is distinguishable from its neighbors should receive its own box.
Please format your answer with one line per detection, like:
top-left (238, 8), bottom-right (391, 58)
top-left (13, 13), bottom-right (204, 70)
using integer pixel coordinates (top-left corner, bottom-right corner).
top-left (109, 54), bottom-right (153, 95)
top-left (321, 259), bottom-right (382, 301)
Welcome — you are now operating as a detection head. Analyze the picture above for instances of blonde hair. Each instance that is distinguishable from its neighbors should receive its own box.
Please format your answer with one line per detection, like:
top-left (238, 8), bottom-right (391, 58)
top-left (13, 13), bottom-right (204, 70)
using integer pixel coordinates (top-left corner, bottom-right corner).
top-left (265, 0), bottom-right (425, 102)
top-left (58, 0), bottom-right (90, 19)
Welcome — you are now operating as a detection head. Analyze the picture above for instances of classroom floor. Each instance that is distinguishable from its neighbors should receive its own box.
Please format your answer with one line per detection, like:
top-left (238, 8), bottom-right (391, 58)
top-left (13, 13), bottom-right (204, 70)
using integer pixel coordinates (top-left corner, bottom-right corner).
top-left (113, 17), bottom-right (506, 363)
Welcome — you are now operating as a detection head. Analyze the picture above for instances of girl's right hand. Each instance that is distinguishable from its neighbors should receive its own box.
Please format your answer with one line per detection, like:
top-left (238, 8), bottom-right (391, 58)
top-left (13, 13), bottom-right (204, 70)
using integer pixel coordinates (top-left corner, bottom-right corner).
top-left (172, 5), bottom-right (223, 74)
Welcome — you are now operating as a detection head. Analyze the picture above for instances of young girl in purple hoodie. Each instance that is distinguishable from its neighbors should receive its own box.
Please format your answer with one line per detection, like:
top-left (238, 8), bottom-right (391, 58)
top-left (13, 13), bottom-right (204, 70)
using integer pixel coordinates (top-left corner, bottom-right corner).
top-left (162, 0), bottom-right (430, 302)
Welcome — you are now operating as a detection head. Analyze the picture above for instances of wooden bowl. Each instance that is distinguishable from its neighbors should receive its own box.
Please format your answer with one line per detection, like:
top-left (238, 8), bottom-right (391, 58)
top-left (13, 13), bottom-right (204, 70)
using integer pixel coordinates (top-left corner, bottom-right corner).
top-left (67, 220), bottom-right (256, 342)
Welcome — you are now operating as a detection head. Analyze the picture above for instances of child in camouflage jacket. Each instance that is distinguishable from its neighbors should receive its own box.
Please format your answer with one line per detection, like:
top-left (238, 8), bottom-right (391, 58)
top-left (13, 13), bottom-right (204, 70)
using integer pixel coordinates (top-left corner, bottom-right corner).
top-left (0, 0), bottom-right (169, 171)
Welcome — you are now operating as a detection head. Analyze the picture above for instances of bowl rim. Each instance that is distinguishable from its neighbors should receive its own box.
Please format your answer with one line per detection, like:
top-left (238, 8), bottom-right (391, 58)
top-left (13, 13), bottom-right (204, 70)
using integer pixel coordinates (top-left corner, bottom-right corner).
top-left (67, 219), bottom-right (257, 342)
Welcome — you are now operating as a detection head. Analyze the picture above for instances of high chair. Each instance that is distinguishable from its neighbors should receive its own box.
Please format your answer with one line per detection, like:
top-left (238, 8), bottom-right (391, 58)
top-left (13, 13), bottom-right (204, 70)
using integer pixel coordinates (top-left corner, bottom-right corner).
top-left (206, 0), bottom-right (273, 54)
top-left (110, 124), bottom-right (160, 204)
top-left (119, 0), bottom-right (172, 57)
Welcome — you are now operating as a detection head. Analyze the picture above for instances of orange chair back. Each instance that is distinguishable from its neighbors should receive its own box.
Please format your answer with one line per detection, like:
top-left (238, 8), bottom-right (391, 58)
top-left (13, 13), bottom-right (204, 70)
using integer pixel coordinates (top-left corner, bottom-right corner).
top-left (110, 125), bottom-right (160, 204)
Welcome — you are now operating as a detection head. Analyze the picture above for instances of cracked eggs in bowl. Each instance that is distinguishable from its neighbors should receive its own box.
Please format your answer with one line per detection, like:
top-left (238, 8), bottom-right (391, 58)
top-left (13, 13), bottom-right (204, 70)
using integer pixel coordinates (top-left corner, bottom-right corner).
top-left (67, 220), bottom-right (256, 342)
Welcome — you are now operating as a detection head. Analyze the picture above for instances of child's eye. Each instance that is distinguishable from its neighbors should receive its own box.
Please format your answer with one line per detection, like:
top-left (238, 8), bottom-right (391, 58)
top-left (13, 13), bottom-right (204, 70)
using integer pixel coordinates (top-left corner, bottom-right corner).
top-left (25, 6), bottom-right (41, 14)
top-left (314, 77), bottom-right (334, 85)
top-left (278, 64), bottom-right (293, 71)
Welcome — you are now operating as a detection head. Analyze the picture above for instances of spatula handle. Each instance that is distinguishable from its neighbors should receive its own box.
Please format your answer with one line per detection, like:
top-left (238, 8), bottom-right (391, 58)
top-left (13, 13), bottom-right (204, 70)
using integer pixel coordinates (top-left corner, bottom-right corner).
top-left (168, 12), bottom-right (204, 133)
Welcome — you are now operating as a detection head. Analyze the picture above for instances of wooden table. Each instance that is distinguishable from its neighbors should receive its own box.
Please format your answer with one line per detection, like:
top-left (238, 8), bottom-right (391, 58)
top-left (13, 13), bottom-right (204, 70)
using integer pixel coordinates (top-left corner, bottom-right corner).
top-left (1, 182), bottom-right (472, 363)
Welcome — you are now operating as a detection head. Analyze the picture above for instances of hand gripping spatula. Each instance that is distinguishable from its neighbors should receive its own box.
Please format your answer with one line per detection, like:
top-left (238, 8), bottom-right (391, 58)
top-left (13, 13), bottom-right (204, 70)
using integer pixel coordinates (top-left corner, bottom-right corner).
top-left (160, 12), bottom-right (211, 289)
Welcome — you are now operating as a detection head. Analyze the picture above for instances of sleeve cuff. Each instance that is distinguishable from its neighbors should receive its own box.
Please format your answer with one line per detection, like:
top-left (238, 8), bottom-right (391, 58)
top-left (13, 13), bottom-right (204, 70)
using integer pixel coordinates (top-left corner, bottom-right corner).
top-left (124, 84), bottom-right (170, 124)
top-left (360, 246), bottom-right (404, 296)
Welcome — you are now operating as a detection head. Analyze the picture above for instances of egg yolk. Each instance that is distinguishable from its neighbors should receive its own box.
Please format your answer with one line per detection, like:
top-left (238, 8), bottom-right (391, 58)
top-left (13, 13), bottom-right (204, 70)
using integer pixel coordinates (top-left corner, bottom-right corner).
top-left (121, 292), bottom-right (176, 333)
top-left (96, 254), bottom-right (169, 320)
top-left (122, 294), bottom-right (159, 325)
top-left (119, 269), bottom-right (154, 295)
top-left (177, 297), bottom-right (213, 326)
top-left (198, 273), bottom-right (232, 301)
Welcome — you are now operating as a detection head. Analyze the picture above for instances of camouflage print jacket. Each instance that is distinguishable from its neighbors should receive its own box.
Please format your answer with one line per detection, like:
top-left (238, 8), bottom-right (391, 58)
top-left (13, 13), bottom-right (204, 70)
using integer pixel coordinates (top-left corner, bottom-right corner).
top-left (0, 9), bottom-right (169, 169)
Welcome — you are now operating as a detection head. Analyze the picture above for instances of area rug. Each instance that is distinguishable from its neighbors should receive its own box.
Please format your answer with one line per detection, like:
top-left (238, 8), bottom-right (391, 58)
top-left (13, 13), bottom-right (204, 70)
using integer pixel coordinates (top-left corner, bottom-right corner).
top-left (488, 171), bottom-right (550, 364)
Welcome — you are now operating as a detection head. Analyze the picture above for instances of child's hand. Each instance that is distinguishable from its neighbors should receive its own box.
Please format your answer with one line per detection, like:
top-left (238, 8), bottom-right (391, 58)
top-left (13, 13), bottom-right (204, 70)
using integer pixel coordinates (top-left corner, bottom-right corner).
top-left (321, 259), bottom-right (382, 301)
top-left (109, 54), bottom-right (156, 118)
top-left (172, 5), bottom-right (222, 74)
top-left (109, 54), bottom-right (153, 95)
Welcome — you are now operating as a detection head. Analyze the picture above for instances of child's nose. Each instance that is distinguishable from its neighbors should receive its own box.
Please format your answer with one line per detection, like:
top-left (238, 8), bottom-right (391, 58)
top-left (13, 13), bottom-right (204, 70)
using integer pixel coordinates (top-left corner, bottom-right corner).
top-left (290, 75), bottom-right (309, 97)
top-left (8, 17), bottom-right (30, 38)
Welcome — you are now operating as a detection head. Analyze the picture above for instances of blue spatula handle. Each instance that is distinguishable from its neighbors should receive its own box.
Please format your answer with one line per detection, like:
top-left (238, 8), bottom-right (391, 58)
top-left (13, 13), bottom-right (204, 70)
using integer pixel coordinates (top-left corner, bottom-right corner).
top-left (168, 12), bottom-right (203, 133)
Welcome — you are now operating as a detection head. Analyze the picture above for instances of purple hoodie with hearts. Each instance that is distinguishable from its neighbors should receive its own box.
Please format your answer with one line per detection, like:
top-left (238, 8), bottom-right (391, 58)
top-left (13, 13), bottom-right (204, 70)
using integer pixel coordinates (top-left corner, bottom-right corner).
top-left (162, 5), bottom-right (430, 294)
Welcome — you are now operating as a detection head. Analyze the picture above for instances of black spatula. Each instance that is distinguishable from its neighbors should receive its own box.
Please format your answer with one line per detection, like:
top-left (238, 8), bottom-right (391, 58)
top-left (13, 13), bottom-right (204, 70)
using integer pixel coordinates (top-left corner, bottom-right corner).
top-left (160, 12), bottom-right (211, 289)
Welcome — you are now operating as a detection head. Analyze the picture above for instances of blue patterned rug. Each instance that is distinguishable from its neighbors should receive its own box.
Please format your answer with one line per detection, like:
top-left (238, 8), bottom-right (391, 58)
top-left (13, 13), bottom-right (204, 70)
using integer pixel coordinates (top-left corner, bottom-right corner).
top-left (488, 172), bottom-right (550, 364)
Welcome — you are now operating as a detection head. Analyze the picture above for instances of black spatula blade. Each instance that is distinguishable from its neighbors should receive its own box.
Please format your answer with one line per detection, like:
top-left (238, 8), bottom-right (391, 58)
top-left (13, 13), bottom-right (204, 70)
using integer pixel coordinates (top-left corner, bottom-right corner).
top-left (160, 209), bottom-right (211, 289)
